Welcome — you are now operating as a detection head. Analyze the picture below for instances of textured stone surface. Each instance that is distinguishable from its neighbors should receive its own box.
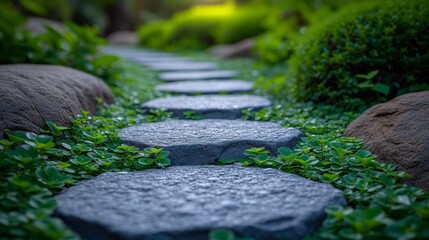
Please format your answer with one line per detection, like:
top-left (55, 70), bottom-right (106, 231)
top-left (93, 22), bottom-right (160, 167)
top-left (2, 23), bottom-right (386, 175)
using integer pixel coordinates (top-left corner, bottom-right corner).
top-left (0, 64), bottom-right (114, 138)
top-left (344, 91), bottom-right (429, 190)
top-left (141, 95), bottom-right (271, 119)
top-left (55, 165), bottom-right (346, 240)
top-left (156, 80), bottom-right (253, 94)
top-left (144, 62), bottom-right (217, 71)
top-left (119, 120), bottom-right (302, 165)
top-left (159, 70), bottom-right (237, 81)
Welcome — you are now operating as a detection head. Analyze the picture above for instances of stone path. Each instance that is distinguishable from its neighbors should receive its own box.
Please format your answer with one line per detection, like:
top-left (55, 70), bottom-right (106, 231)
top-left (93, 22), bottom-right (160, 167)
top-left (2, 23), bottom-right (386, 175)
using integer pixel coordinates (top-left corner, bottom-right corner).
top-left (144, 62), bottom-right (217, 71)
top-left (155, 80), bottom-right (253, 95)
top-left (55, 166), bottom-right (346, 240)
top-left (120, 120), bottom-right (302, 165)
top-left (159, 70), bottom-right (238, 81)
top-left (142, 95), bottom-right (271, 119)
top-left (57, 46), bottom-right (346, 240)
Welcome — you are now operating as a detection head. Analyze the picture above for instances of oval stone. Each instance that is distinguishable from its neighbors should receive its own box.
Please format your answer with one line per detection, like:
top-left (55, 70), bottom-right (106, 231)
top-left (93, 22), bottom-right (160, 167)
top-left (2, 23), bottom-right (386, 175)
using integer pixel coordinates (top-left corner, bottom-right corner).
top-left (119, 119), bottom-right (302, 165)
top-left (54, 165), bottom-right (346, 240)
top-left (141, 95), bottom-right (271, 119)
top-left (155, 80), bottom-right (253, 94)
top-left (159, 70), bottom-right (237, 81)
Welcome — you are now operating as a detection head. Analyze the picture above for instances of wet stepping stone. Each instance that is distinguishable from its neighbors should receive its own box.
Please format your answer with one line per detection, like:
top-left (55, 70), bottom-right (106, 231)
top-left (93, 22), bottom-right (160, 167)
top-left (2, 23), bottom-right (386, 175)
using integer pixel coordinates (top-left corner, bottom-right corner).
top-left (159, 70), bottom-right (237, 81)
top-left (141, 95), bottom-right (270, 119)
top-left (55, 165), bottom-right (346, 240)
top-left (119, 119), bottom-right (302, 165)
top-left (156, 80), bottom-right (253, 94)
top-left (144, 62), bottom-right (217, 71)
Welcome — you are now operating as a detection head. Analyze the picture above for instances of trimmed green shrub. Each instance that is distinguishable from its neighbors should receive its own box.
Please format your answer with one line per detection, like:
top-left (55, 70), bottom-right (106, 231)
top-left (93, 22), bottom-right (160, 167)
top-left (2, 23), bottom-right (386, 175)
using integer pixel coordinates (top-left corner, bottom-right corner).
top-left (287, 0), bottom-right (429, 110)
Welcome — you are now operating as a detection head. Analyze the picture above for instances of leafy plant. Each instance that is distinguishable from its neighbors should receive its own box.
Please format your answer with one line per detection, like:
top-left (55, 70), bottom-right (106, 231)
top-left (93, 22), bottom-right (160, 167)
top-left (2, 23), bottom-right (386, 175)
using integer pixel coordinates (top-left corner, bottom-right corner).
top-left (223, 134), bottom-right (428, 239)
top-left (0, 3), bottom-right (121, 86)
top-left (209, 229), bottom-right (254, 240)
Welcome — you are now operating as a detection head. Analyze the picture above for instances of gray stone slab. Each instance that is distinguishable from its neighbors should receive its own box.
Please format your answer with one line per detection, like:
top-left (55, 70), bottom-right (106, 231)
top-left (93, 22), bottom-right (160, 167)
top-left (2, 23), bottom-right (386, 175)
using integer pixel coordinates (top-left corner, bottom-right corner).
top-left (55, 165), bottom-right (346, 240)
top-left (119, 119), bottom-right (302, 165)
top-left (156, 80), bottom-right (253, 94)
top-left (133, 56), bottom-right (193, 63)
top-left (141, 95), bottom-right (270, 119)
top-left (144, 62), bottom-right (218, 71)
top-left (159, 70), bottom-right (237, 81)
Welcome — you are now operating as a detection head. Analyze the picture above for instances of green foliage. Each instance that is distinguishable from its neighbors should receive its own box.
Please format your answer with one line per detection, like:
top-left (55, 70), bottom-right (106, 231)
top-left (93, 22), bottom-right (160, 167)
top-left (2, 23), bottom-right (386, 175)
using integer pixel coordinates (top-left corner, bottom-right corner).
top-left (242, 103), bottom-right (357, 135)
top-left (209, 229), bottom-right (254, 240)
top-left (0, 3), bottom-right (121, 86)
top-left (254, 0), bottom-right (360, 64)
top-left (0, 115), bottom-right (171, 239)
top-left (238, 102), bottom-right (429, 239)
top-left (232, 136), bottom-right (428, 239)
top-left (286, 0), bottom-right (429, 110)
top-left (138, 2), bottom-right (270, 50)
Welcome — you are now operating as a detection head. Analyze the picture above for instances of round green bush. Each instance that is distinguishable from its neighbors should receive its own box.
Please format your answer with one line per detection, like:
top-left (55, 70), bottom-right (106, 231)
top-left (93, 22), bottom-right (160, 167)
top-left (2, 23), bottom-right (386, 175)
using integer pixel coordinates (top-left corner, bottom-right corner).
top-left (287, 0), bottom-right (429, 110)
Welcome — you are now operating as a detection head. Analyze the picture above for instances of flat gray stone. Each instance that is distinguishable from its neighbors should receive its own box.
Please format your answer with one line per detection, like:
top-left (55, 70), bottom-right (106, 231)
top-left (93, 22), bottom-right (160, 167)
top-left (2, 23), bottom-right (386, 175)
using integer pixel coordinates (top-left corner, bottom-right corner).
top-left (156, 80), bottom-right (253, 94)
top-left (55, 165), bottom-right (346, 240)
top-left (119, 119), bottom-right (302, 165)
top-left (141, 95), bottom-right (270, 119)
top-left (133, 56), bottom-right (192, 64)
top-left (159, 70), bottom-right (237, 81)
top-left (144, 62), bottom-right (217, 71)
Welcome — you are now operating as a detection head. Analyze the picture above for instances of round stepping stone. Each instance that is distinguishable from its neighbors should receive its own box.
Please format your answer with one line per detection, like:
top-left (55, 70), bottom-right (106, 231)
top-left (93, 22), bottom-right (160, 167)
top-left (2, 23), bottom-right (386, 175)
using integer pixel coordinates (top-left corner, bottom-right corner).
top-left (159, 70), bottom-right (237, 81)
top-left (54, 165), bottom-right (346, 240)
top-left (119, 119), bottom-right (302, 165)
top-left (141, 95), bottom-right (270, 119)
top-left (156, 80), bottom-right (253, 94)
top-left (144, 62), bottom-right (217, 71)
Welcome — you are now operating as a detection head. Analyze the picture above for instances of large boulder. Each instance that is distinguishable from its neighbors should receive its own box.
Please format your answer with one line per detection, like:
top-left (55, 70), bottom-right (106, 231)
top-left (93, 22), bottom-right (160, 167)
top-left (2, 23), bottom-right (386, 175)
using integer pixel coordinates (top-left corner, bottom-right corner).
top-left (0, 64), bottom-right (114, 138)
top-left (344, 91), bottom-right (429, 190)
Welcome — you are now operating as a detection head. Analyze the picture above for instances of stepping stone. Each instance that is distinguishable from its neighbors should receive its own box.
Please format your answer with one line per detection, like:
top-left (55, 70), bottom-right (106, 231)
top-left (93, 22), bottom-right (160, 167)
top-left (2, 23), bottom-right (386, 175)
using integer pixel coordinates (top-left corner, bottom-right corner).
top-left (54, 165), bottom-right (346, 240)
top-left (144, 62), bottom-right (217, 71)
top-left (119, 119), bottom-right (302, 165)
top-left (133, 56), bottom-right (192, 64)
top-left (141, 95), bottom-right (271, 119)
top-left (159, 70), bottom-right (237, 81)
top-left (156, 80), bottom-right (253, 94)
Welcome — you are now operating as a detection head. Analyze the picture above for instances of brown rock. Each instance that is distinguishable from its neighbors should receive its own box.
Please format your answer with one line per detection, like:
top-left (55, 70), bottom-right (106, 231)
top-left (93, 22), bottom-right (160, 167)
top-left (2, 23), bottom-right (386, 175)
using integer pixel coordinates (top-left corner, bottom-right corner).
top-left (0, 64), bottom-right (114, 137)
top-left (107, 31), bottom-right (138, 45)
top-left (209, 37), bottom-right (255, 59)
top-left (344, 91), bottom-right (429, 190)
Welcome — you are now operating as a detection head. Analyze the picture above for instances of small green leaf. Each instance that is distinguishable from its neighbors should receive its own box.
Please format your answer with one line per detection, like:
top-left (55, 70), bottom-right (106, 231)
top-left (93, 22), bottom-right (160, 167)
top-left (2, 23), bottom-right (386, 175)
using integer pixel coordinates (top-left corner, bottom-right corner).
top-left (158, 158), bottom-right (171, 167)
top-left (372, 83), bottom-right (390, 95)
top-left (209, 229), bottom-right (235, 240)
